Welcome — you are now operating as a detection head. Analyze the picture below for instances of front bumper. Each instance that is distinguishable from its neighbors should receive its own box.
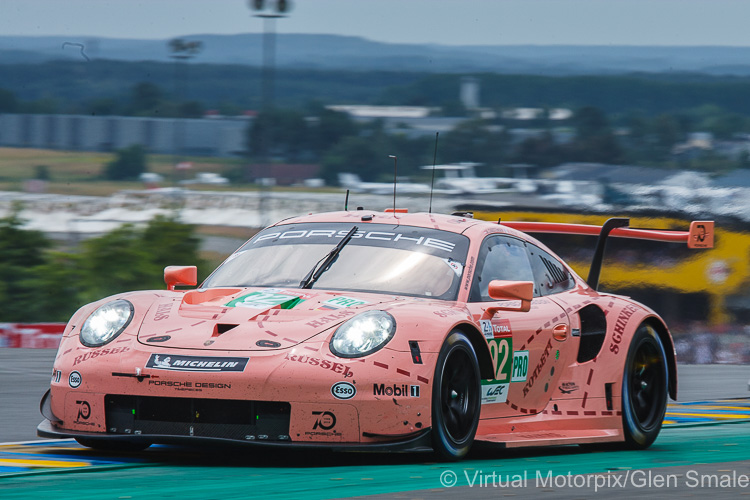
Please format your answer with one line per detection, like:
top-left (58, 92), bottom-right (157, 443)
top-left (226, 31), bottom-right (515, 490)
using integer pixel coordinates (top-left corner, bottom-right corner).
top-left (36, 419), bottom-right (433, 453)
top-left (43, 340), bottom-right (435, 447)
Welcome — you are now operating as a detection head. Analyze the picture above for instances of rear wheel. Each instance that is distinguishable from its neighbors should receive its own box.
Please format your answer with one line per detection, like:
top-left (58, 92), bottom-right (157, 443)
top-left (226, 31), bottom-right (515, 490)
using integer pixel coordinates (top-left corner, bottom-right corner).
top-left (75, 437), bottom-right (151, 452)
top-left (621, 324), bottom-right (668, 449)
top-left (431, 331), bottom-right (481, 461)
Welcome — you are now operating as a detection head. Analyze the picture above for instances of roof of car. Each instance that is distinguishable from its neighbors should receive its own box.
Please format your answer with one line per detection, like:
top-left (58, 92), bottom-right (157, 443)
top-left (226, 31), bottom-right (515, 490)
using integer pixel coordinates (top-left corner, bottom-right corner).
top-left (275, 210), bottom-right (489, 232)
top-left (274, 210), bottom-right (542, 242)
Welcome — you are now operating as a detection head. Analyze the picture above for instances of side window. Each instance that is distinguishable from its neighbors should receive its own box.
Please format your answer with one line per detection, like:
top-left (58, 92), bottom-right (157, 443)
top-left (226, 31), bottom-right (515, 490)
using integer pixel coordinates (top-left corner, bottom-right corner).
top-left (527, 244), bottom-right (575, 295)
top-left (469, 235), bottom-right (536, 302)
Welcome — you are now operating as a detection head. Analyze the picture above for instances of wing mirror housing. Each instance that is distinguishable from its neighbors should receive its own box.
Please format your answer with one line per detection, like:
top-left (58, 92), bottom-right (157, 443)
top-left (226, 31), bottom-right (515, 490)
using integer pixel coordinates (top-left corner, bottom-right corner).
top-left (481, 280), bottom-right (534, 319)
top-left (164, 266), bottom-right (197, 290)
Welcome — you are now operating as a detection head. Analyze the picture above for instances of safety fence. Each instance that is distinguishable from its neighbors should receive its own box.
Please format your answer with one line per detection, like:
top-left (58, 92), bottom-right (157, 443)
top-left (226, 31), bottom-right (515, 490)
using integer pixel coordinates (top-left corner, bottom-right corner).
top-left (0, 323), bottom-right (64, 349)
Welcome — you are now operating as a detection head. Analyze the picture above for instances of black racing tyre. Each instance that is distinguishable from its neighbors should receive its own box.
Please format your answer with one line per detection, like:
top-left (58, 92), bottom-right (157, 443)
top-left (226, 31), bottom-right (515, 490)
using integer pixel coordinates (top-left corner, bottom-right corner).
top-left (431, 331), bottom-right (481, 461)
top-left (75, 437), bottom-right (151, 452)
top-left (621, 324), bottom-right (668, 449)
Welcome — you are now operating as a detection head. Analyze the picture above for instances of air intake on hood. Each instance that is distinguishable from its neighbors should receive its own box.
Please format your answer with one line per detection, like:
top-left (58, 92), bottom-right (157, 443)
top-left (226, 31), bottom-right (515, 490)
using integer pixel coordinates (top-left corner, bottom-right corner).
top-left (214, 324), bottom-right (239, 336)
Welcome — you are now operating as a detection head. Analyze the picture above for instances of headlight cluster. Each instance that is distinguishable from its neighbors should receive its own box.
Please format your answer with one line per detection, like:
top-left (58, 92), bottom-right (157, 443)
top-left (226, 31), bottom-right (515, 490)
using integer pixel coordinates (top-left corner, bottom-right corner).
top-left (330, 310), bottom-right (396, 358)
top-left (80, 299), bottom-right (134, 347)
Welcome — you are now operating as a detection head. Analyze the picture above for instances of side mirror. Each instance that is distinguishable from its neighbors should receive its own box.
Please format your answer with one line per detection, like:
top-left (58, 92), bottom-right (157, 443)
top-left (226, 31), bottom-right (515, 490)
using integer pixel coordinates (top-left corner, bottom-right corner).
top-left (164, 266), bottom-right (197, 291)
top-left (482, 280), bottom-right (534, 319)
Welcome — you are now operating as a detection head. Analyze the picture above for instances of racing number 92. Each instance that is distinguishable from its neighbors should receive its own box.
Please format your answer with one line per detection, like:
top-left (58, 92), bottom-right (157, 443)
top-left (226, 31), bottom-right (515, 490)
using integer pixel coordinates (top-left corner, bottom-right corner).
top-left (488, 338), bottom-right (512, 382)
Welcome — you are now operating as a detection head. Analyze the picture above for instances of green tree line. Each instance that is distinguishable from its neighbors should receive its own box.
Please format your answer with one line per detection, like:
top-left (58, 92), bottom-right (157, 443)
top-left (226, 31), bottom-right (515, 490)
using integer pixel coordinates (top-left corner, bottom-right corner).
top-left (0, 209), bottom-right (207, 322)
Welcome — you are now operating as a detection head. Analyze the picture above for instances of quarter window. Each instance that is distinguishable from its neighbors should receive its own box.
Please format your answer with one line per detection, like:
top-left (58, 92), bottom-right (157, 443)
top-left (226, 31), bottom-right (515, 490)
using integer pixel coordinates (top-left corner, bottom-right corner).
top-left (528, 244), bottom-right (575, 295)
top-left (470, 235), bottom-right (536, 302)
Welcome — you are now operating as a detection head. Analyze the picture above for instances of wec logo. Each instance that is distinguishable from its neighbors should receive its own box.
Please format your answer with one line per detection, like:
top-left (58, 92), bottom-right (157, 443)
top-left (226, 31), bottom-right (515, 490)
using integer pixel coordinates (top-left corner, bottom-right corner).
top-left (486, 385), bottom-right (504, 397)
top-left (481, 381), bottom-right (509, 404)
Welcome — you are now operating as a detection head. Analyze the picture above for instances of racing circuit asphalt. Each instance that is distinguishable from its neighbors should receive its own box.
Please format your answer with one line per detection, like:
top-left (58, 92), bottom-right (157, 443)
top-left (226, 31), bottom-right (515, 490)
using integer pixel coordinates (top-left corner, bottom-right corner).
top-left (2, 348), bottom-right (750, 499)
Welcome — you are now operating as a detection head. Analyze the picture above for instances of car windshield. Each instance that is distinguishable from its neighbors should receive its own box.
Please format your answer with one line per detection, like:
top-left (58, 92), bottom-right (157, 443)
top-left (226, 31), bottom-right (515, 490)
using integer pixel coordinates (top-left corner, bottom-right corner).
top-left (203, 222), bottom-right (470, 300)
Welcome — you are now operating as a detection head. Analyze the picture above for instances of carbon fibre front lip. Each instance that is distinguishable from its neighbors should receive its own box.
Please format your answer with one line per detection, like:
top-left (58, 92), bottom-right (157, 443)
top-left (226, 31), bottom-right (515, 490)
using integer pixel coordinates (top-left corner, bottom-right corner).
top-left (36, 419), bottom-right (433, 453)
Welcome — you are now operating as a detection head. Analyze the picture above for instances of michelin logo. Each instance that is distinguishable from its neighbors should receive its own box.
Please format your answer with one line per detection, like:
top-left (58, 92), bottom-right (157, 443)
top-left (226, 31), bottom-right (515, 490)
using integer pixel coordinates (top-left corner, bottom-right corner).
top-left (146, 354), bottom-right (248, 372)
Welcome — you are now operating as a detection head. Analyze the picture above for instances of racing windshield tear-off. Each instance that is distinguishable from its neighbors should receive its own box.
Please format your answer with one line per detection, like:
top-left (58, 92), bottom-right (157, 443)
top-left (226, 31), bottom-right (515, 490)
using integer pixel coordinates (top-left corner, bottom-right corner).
top-left (202, 222), bottom-right (470, 300)
top-left (300, 226), bottom-right (358, 289)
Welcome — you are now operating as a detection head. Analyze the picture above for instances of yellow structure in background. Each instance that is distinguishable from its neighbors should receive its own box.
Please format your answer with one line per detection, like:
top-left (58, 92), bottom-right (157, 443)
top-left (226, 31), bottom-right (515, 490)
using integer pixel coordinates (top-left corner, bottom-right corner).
top-left (474, 210), bottom-right (750, 325)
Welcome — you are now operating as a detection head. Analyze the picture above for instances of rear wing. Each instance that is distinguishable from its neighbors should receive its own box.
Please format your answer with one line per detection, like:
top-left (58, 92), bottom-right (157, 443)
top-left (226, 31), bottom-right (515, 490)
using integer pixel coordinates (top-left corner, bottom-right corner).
top-left (501, 218), bottom-right (714, 290)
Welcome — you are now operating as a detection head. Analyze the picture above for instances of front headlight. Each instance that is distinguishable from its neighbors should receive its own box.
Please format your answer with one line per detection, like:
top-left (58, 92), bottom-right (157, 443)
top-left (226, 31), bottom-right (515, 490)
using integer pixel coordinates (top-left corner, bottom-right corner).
top-left (330, 310), bottom-right (396, 358)
top-left (79, 299), bottom-right (134, 347)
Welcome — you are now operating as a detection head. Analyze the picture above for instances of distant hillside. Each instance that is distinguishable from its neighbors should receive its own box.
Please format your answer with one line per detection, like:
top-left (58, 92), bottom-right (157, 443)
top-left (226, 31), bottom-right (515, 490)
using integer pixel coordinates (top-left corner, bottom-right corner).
top-left (4, 34), bottom-right (750, 75)
top-left (5, 59), bottom-right (750, 117)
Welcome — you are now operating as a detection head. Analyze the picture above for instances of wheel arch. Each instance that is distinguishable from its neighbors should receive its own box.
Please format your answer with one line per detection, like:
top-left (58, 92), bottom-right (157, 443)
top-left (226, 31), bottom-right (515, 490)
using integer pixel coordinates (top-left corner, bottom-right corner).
top-left (452, 322), bottom-right (494, 380)
top-left (642, 316), bottom-right (677, 400)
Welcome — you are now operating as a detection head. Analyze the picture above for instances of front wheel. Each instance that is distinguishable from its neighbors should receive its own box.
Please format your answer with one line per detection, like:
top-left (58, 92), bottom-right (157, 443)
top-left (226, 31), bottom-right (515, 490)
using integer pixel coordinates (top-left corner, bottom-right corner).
top-left (621, 324), bottom-right (668, 449)
top-left (431, 331), bottom-right (481, 461)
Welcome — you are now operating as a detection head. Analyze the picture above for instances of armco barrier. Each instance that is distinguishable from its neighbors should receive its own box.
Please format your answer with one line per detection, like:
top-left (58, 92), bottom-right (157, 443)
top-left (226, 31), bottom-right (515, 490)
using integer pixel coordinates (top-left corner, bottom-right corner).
top-left (0, 323), bottom-right (65, 348)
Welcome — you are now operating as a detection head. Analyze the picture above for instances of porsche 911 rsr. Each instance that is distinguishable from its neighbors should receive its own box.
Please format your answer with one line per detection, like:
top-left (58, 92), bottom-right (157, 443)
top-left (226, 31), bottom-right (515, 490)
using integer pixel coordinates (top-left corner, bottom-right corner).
top-left (39, 210), bottom-right (713, 460)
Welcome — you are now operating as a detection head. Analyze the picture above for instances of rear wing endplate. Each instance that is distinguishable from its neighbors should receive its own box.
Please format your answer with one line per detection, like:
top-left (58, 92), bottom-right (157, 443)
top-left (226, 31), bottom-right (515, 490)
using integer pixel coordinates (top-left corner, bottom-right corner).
top-left (501, 218), bottom-right (714, 290)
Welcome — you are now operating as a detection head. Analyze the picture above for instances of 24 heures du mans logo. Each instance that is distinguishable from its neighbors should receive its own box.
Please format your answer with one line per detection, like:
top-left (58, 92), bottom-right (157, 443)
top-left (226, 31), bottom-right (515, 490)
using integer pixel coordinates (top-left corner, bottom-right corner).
top-left (146, 354), bottom-right (248, 372)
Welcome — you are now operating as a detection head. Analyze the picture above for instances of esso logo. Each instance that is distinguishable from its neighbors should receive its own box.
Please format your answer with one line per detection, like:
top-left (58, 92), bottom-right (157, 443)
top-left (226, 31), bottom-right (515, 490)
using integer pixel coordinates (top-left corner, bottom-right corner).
top-left (69, 371), bottom-right (82, 389)
top-left (331, 381), bottom-right (356, 400)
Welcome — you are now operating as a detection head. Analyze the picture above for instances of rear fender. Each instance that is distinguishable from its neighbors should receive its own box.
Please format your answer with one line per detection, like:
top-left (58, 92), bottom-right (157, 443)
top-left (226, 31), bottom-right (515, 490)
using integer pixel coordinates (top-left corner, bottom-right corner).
top-left (597, 302), bottom-right (677, 401)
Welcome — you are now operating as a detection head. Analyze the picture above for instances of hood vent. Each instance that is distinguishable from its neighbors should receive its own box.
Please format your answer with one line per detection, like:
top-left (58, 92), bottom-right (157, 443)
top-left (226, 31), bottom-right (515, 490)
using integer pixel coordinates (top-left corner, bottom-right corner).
top-left (213, 323), bottom-right (239, 337)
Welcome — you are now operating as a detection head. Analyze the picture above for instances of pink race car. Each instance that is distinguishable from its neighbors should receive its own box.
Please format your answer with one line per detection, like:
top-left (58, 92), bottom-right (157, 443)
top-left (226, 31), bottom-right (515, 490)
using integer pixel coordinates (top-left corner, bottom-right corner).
top-left (38, 210), bottom-right (713, 460)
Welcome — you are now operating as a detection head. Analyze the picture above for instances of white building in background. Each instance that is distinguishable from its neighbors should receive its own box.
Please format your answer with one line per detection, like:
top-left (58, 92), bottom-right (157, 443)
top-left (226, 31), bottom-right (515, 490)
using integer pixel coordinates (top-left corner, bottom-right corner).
top-left (460, 76), bottom-right (480, 110)
top-left (0, 114), bottom-right (249, 157)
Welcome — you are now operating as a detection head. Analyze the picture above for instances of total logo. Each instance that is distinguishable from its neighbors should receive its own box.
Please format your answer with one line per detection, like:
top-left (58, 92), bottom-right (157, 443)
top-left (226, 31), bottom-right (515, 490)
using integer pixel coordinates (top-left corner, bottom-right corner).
top-left (480, 319), bottom-right (512, 339)
top-left (373, 384), bottom-right (420, 398)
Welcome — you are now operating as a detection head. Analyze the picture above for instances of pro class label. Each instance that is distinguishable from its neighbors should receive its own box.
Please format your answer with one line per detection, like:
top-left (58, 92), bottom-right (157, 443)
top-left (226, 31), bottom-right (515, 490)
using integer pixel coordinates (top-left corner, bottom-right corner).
top-left (511, 351), bottom-right (529, 382)
top-left (146, 354), bottom-right (248, 372)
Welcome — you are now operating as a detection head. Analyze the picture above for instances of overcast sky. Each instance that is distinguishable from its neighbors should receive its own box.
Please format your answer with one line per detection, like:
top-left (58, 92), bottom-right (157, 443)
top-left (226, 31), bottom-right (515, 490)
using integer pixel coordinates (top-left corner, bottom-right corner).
top-left (3, 0), bottom-right (750, 46)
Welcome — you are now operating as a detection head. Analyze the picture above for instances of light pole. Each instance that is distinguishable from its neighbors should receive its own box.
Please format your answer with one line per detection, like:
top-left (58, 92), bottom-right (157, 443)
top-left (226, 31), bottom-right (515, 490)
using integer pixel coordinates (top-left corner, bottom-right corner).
top-left (249, 0), bottom-right (291, 225)
top-left (249, 0), bottom-right (291, 160)
top-left (168, 38), bottom-right (202, 182)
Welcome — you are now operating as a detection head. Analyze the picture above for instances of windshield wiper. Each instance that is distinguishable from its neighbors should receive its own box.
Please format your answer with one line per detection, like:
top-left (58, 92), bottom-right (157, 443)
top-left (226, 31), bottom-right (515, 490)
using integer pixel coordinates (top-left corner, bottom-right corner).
top-left (299, 226), bottom-right (359, 289)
